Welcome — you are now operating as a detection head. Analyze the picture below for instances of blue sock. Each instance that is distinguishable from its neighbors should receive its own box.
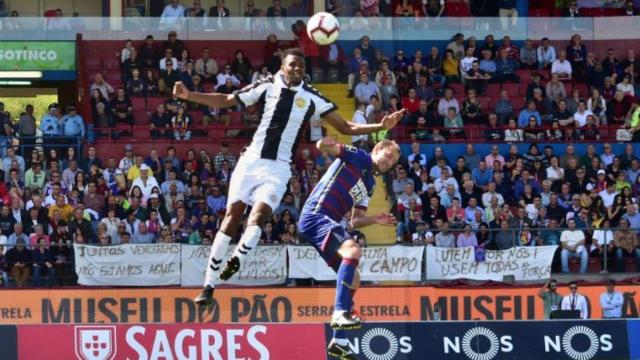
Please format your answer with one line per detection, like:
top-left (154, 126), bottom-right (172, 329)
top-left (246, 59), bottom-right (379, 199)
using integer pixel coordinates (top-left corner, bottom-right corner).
top-left (333, 329), bottom-right (347, 342)
top-left (335, 258), bottom-right (358, 311)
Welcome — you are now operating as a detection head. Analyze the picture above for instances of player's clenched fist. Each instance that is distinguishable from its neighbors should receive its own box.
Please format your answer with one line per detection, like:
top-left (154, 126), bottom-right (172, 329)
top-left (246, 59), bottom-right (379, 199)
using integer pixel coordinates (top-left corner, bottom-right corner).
top-left (173, 81), bottom-right (189, 100)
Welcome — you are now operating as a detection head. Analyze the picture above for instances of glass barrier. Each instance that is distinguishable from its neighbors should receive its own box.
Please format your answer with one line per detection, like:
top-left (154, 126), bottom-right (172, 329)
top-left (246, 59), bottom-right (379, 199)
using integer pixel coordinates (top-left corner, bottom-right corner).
top-left (1, 16), bottom-right (638, 42)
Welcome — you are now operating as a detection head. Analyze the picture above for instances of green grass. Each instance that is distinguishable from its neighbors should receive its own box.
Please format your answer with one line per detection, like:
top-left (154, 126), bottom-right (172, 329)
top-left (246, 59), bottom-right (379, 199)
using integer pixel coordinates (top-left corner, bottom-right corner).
top-left (0, 95), bottom-right (58, 124)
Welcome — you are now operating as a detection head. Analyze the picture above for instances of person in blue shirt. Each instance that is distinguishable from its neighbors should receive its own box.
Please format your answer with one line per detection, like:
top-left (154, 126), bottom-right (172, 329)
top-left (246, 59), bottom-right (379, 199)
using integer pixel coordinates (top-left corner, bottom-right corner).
top-left (518, 100), bottom-right (542, 127)
top-left (514, 169), bottom-right (542, 200)
top-left (471, 160), bottom-right (493, 190)
top-left (61, 105), bottom-right (85, 139)
top-left (299, 137), bottom-right (399, 360)
top-left (496, 48), bottom-right (520, 83)
top-left (40, 103), bottom-right (61, 137)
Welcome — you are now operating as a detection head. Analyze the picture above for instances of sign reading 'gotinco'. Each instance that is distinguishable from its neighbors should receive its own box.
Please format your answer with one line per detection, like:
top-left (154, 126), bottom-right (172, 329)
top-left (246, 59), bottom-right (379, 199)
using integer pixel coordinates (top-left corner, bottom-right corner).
top-left (2, 286), bottom-right (640, 325)
top-left (0, 41), bottom-right (75, 71)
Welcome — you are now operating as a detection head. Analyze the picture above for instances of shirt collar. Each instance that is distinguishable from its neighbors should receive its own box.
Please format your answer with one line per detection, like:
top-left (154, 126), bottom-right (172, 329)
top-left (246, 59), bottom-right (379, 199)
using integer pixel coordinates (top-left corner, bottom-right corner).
top-left (275, 71), bottom-right (304, 91)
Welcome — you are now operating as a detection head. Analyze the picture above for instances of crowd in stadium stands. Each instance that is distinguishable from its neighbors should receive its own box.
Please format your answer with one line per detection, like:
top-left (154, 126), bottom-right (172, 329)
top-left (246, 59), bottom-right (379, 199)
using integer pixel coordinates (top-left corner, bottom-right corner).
top-left (1, 2), bottom-right (640, 287)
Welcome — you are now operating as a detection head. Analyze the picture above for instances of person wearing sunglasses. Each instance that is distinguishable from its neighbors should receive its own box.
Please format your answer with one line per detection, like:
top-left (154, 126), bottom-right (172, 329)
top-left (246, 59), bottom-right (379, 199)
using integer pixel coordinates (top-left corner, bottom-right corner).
top-left (560, 281), bottom-right (589, 319)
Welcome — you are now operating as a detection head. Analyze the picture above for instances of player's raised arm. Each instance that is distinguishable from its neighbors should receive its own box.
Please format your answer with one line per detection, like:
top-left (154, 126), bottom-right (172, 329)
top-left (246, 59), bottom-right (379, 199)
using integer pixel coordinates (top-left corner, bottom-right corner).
top-left (350, 207), bottom-right (397, 229)
top-left (316, 136), bottom-right (342, 157)
top-left (173, 81), bottom-right (237, 108)
top-left (323, 108), bottom-right (406, 135)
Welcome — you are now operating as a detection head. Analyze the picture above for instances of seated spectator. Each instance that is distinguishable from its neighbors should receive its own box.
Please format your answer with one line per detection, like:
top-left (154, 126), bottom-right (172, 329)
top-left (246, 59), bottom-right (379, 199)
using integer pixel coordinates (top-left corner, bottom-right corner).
top-left (602, 76), bottom-right (616, 102)
top-left (518, 101), bottom-right (542, 128)
top-left (546, 74), bottom-right (567, 105)
top-left (396, 184), bottom-right (422, 242)
top-left (587, 88), bottom-right (607, 125)
top-left (461, 89), bottom-right (484, 124)
top-left (392, 166), bottom-right (415, 198)
top-left (414, 75), bottom-right (435, 105)
top-left (121, 48), bottom-right (141, 81)
top-left (267, 0), bottom-right (287, 16)
top-left (320, 43), bottom-right (346, 83)
top-left (624, 0), bottom-right (639, 15)
top-left (580, 115), bottom-right (601, 141)
top-left (609, 91), bottom-right (632, 125)
top-left (495, 49), bottom-right (520, 83)
top-left (460, 47), bottom-right (478, 75)
top-left (520, 39), bottom-right (537, 69)
top-left (93, 103), bottom-right (114, 139)
top-left (171, 106), bottom-right (191, 141)
top-left (562, 0), bottom-right (580, 17)
top-left (524, 117), bottom-right (544, 141)
top-left (160, 0), bottom-right (185, 27)
top-left (144, 70), bottom-right (159, 96)
top-left (159, 60), bottom-right (180, 95)
top-left (613, 218), bottom-right (640, 272)
top-left (379, 73), bottom-right (399, 109)
top-left (442, 49), bottom-right (460, 83)
top-left (561, 218), bottom-right (588, 274)
top-left (504, 118), bottom-right (524, 142)
top-left (111, 88), bottom-right (134, 126)
top-left (485, 113), bottom-right (503, 141)
top-left (463, 61), bottom-right (490, 94)
top-left (32, 237), bottom-right (54, 287)
top-left (179, 61), bottom-right (197, 89)
top-left (435, 221), bottom-right (455, 247)
top-left (194, 48), bottom-right (218, 83)
top-left (215, 65), bottom-right (241, 90)
top-left (551, 51), bottom-right (572, 80)
top-left (494, 89), bottom-right (513, 123)
top-left (499, 35), bottom-right (519, 60)
top-left (447, 33), bottom-right (465, 60)
top-left (126, 68), bottom-right (146, 97)
top-left (425, 46), bottom-right (445, 87)
top-left (531, 88), bottom-right (553, 122)
top-left (150, 104), bottom-right (171, 139)
top-left (457, 223), bottom-right (478, 247)
top-left (573, 101), bottom-right (594, 128)
top-left (90, 73), bottom-right (114, 99)
top-left (394, 0), bottom-right (420, 16)
top-left (587, 62), bottom-right (607, 91)
top-left (6, 238), bottom-right (31, 287)
top-left (437, 87), bottom-right (459, 119)
top-left (231, 50), bottom-right (253, 84)
top-left (159, 48), bottom-right (178, 71)
top-left (407, 61), bottom-right (428, 89)
top-left (401, 88), bottom-right (420, 114)
top-left (616, 74), bottom-right (635, 98)
top-left (479, 49), bottom-right (497, 82)
top-left (443, 107), bottom-right (464, 138)
top-left (536, 37), bottom-right (556, 70)
top-left (355, 73), bottom-right (380, 105)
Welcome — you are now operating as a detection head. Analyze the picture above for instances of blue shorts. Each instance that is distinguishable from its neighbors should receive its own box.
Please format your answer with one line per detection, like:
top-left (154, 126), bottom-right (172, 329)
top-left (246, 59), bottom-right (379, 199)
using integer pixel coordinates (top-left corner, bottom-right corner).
top-left (298, 213), bottom-right (352, 272)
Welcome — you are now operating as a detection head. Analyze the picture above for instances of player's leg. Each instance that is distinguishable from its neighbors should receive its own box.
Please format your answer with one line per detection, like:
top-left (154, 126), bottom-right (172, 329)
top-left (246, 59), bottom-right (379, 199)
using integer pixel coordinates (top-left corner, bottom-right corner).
top-left (219, 201), bottom-right (272, 280)
top-left (194, 200), bottom-right (246, 307)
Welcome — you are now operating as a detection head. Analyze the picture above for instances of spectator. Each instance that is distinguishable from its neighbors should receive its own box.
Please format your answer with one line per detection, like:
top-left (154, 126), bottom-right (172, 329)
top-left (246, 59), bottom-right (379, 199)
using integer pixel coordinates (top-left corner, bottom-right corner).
top-left (150, 104), bottom-right (171, 140)
top-left (61, 106), bottom-right (85, 139)
top-left (133, 222), bottom-right (155, 244)
top-left (160, 0), bottom-right (185, 27)
top-left (208, 0), bottom-right (230, 17)
top-left (561, 281), bottom-right (589, 319)
top-left (463, 61), bottom-right (490, 95)
top-left (355, 73), bottom-right (380, 105)
top-left (616, 74), bottom-right (635, 97)
top-left (267, 0), bottom-right (287, 17)
top-left (495, 49), bottom-right (520, 83)
top-left (538, 279), bottom-right (563, 319)
top-left (457, 223), bottom-right (478, 247)
top-left (518, 101), bottom-right (542, 128)
top-left (126, 68), bottom-right (145, 97)
top-left (460, 47), bottom-right (478, 75)
top-left (560, 218), bottom-right (588, 274)
top-left (231, 50), bottom-right (253, 84)
top-left (159, 48), bottom-right (178, 71)
top-left (446, 33), bottom-right (465, 60)
top-left (320, 43), bottom-right (346, 83)
top-left (171, 105), bottom-right (191, 141)
top-left (498, 0), bottom-right (518, 29)
top-left (425, 46), bottom-right (445, 87)
top-left (435, 221), bottom-right (455, 247)
top-left (215, 65), bottom-right (241, 90)
top-left (159, 60), bottom-right (180, 95)
top-left (573, 101), bottom-right (593, 128)
top-left (32, 237), bottom-right (54, 287)
top-left (144, 70), bottom-right (160, 96)
top-left (194, 48), bottom-right (218, 83)
top-left (624, 0), bottom-right (639, 15)
top-left (90, 74), bottom-right (114, 99)
top-left (443, 107), bottom-right (464, 138)
top-left (139, 35), bottom-right (161, 70)
top-left (479, 49), bottom-right (497, 81)
top-left (613, 218), bottom-right (640, 272)
top-left (551, 51), bottom-right (573, 80)
top-left (111, 88), bottom-right (134, 126)
top-left (520, 39), bottom-right (537, 69)
top-left (442, 49), bottom-right (460, 83)
top-left (546, 74), bottom-right (567, 105)
top-left (536, 37), bottom-right (557, 70)
top-left (566, 34), bottom-right (587, 80)
top-left (6, 238), bottom-right (31, 287)
top-left (287, 0), bottom-right (307, 17)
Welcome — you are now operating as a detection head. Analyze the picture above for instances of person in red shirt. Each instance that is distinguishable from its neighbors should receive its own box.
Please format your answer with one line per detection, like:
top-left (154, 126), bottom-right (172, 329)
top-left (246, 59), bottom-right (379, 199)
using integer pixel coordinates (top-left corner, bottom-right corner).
top-left (499, 35), bottom-right (519, 61)
top-left (402, 88), bottom-right (421, 114)
top-left (292, 20), bottom-right (319, 80)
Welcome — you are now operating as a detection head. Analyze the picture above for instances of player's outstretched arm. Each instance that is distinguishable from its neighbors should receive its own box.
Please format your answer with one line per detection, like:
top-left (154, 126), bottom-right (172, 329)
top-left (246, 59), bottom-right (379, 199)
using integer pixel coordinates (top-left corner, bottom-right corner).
top-left (323, 109), bottom-right (406, 135)
top-left (173, 81), bottom-right (237, 108)
top-left (316, 136), bottom-right (341, 157)
top-left (350, 208), bottom-right (397, 229)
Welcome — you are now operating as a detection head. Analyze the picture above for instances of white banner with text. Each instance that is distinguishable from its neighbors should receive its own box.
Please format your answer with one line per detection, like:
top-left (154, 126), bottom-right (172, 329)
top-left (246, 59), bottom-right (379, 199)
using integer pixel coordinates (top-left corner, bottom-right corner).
top-left (425, 245), bottom-right (558, 282)
top-left (180, 244), bottom-right (288, 286)
top-left (74, 244), bottom-right (182, 286)
top-left (288, 245), bottom-right (424, 281)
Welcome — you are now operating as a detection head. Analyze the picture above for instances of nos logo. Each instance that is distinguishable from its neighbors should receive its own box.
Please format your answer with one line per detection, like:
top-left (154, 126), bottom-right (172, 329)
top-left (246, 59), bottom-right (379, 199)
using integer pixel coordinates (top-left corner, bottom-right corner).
top-left (544, 325), bottom-right (613, 360)
top-left (347, 327), bottom-right (413, 360)
top-left (444, 327), bottom-right (513, 360)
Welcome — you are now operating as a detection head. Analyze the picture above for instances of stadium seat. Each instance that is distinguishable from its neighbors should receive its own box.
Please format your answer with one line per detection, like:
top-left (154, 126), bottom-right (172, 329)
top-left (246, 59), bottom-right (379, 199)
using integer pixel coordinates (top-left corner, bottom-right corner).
top-left (516, 70), bottom-right (533, 84)
top-left (447, 2), bottom-right (470, 16)
top-left (146, 97), bottom-right (166, 110)
top-left (449, 83), bottom-right (465, 95)
top-left (191, 111), bottom-right (204, 126)
top-left (529, 8), bottom-right (551, 17)
top-left (228, 111), bottom-right (242, 125)
top-left (86, 58), bottom-right (102, 70)
top-left (485, 84), bottom-right (501, 97)
top-left (572, 83), bottom-right (589, 97)
top-left (131, 97), bottom-right (146, 111)
top-left (133, 110), bottom-right (149, 125)
top-left (105, 71), bottom-right (122, 85)
top-left (501, 83), bottom-right (519, 96)
top-left (511, 96), bottom-right (526, 111)
top-left (103, 57), bottom-right (120, 71)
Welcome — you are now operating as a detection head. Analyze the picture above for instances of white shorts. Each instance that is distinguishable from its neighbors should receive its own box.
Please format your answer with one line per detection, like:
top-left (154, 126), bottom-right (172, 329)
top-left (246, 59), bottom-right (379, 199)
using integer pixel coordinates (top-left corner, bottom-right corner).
top-left (227, 154), bottom-right (291, 211)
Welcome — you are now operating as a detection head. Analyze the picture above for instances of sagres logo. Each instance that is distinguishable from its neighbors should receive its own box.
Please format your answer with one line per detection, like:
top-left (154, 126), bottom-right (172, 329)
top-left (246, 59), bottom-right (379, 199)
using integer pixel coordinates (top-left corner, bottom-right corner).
top-left (348, 327), bottom-right (412, 360)
top-left (544, 325), bottom-right (612, 360)
top-left (74, 326), bottom-right (117, 360)
top-left (444, 326), bottom-right (513, 360)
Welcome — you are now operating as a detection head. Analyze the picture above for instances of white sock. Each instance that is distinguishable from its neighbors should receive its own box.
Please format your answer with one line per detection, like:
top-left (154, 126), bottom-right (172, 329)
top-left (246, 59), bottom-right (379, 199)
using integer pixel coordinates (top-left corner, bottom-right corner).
top-left (332, 310), bottom-right (347, 319)
top-left (204, 231), bottom-right (232, 288)
top-left (232, 225), bottom-right (262, 264)
top-left (333, 338), bottom-right (348, 346)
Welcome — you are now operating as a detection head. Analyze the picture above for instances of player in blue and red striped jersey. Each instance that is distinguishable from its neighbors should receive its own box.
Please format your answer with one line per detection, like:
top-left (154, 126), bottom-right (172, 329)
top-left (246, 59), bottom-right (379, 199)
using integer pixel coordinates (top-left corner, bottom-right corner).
top-left (298, 137), bottom-right (399, 360)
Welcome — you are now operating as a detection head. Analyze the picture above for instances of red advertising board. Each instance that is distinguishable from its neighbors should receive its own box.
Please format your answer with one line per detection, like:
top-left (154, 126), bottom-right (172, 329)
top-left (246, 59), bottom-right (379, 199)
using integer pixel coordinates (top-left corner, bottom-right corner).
top-left (18, 323), bottom-right (326, 360)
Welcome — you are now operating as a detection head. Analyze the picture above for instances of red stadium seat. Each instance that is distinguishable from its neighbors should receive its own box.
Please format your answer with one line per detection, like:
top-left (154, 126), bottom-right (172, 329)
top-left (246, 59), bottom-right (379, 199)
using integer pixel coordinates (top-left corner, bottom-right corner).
top-left (572, 83), bottom-right (589, 97)
top-left (104, 71), bottom-right (121, 85)
top-left (485, 84), bottom-right (501, 97)
top-left (447, 2), bottom-right (470, 16)
top-left (516, 70), bottom-right (533, 84)
top-left (146, 97), bottom-right (166, 110)
top-left (191, 111), bottom-right (204, 126)
top-left (131, 97), bottom-right (146, 111)
top-left (103, 57), bottom-right (120, 71)
top-left (85, 58), bottom-right (102, 70)
top-left (133, 110), bottom-right (149, 125)
top-left (228, 111), bottom-right (242, 125)
top-left (501, 83), bottom-right (519, 97)
top-left (449, 83), bottom-right (465, 96)
top-left (529, 8), bottom-right (550, 17)
top-left (511, 96), bottom-right (526, 111)
top-left (479, 96), bottom-right (490, 112)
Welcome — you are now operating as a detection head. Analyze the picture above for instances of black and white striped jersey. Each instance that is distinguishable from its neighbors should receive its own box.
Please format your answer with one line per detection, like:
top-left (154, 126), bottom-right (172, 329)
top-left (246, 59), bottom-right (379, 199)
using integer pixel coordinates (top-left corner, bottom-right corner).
top-left (233, 72), bottom-right (337, 163)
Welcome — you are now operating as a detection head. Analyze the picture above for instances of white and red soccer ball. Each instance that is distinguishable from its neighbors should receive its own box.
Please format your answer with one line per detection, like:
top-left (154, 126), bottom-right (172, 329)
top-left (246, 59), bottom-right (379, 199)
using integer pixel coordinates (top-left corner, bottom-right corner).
top-left (306, 12), bottom-right (340, 46)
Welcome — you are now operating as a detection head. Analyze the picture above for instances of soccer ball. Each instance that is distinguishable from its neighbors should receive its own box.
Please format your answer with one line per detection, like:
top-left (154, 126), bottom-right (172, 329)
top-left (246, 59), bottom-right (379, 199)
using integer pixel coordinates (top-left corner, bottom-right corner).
top-left (306, 12), bottom-right (340, 46)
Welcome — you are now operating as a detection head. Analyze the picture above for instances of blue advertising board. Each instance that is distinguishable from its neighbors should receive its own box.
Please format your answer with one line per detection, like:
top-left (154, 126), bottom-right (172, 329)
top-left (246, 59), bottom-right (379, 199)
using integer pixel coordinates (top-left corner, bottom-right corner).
top-left (0, 325), bottom-right (17, 360)
top-left (325, 320), bottom-right (629, 360)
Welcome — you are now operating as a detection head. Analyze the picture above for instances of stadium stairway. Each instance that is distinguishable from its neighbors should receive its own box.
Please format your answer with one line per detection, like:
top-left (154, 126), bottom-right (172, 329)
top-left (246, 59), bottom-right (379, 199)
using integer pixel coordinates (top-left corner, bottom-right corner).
top-left (315, 84), bottom-right (395, 245)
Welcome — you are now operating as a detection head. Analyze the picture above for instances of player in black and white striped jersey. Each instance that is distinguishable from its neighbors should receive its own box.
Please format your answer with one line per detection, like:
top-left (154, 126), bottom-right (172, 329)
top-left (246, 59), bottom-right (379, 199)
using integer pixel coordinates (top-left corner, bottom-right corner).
top-left (173, 48), bottom-right (405, 307)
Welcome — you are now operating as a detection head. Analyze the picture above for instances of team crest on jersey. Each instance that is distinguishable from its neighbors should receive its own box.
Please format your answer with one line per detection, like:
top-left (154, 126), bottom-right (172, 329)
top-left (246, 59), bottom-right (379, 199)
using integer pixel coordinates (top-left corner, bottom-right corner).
top-left (295, 97), bottom-right (306, 108)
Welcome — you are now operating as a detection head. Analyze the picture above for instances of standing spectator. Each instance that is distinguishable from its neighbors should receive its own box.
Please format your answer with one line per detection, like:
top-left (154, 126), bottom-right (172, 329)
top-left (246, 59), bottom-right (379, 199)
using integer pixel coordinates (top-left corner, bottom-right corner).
top-left (267, 0), bottom-right (287, 16)
top-left (498, 0), bottom-right (518, 30)
top-left (538, 279), bottom-right (563, 319)
top-left (561, 281), bottom-right (589, 319)
top-left (139, 35), bottom-right (161, 70)
top-left (213, 141), bottom-right (237, 172)
top-left (6, 238), bottom-right (31, 287)
top-left (17, 104), bottom-right (36, 156)
top-left (32, 238), bottom-right (55, 287)
top-left (560, 218), bottom-right (588, 274)
top-left (61, 106), bottom-right (85, 140)
top-left (566, 34), bottom-right (587, 81)
top-left (160, 0), bottom-right (185, 27)
top-left (600, 280), bottom-right (623, 319)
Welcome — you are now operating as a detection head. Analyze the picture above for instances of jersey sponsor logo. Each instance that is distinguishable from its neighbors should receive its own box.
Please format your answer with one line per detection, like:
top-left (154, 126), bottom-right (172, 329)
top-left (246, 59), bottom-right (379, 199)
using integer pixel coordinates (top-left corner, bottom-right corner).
top-left (349, 179), bottom-right (368, 204)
